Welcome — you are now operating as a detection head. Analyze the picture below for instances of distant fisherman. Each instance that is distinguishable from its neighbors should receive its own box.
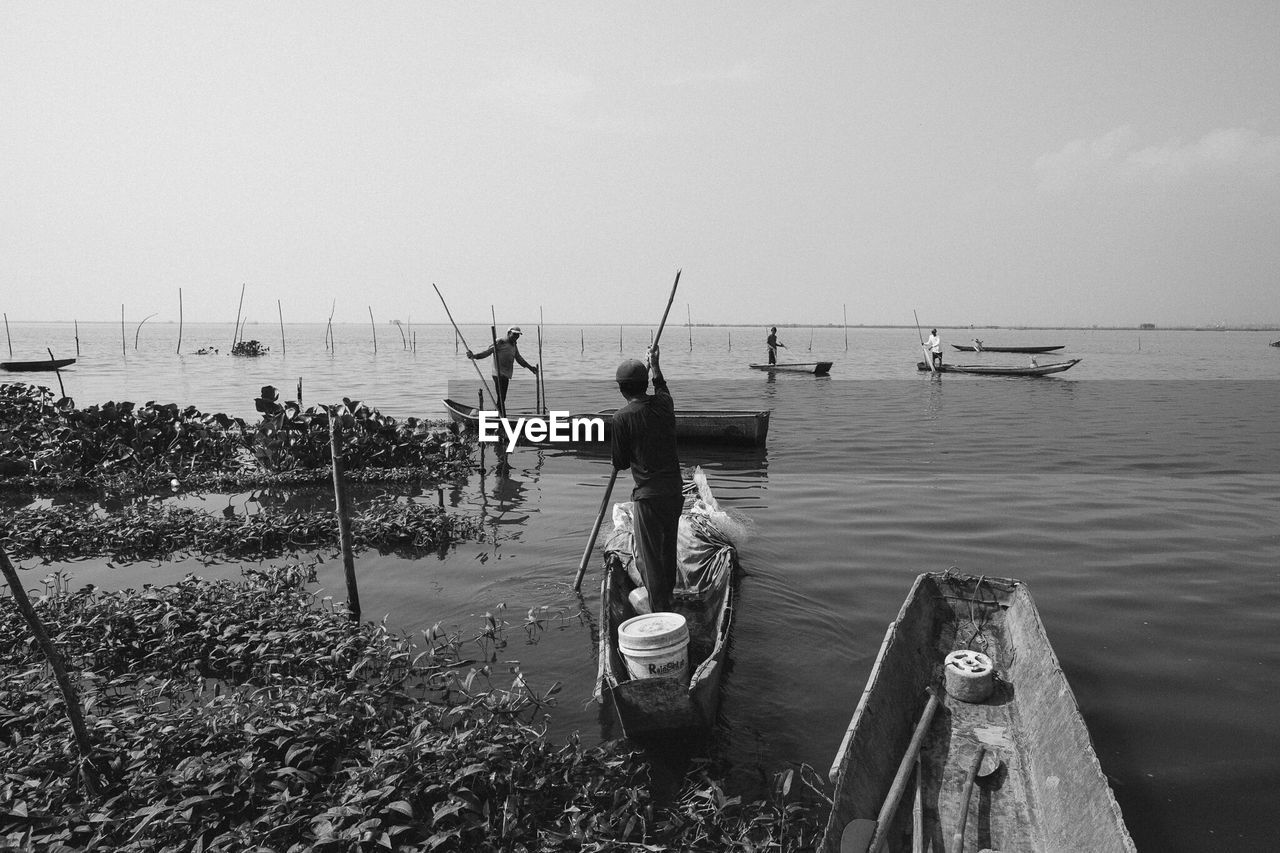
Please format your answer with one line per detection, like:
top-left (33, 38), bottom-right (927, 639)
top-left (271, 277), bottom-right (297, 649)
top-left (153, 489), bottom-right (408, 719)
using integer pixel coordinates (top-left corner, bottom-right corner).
top-left (766, 326), bottom-right (786, 365)
top-left (924, 329), bottom-right (942, 371)
top-left (467, 327), bottom-right (538, 412)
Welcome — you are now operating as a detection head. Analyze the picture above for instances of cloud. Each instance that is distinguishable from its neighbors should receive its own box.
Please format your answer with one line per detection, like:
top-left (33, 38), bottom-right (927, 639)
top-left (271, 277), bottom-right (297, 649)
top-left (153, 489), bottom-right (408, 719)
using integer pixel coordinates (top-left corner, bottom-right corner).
top-left (1035, 126), bottom-right (1280, 192)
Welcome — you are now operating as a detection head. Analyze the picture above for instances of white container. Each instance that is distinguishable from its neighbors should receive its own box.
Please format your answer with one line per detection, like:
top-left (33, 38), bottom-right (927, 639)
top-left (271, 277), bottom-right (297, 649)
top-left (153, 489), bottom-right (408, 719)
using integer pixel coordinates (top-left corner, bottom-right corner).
top-left (617, 612), bottom-right (689, 681)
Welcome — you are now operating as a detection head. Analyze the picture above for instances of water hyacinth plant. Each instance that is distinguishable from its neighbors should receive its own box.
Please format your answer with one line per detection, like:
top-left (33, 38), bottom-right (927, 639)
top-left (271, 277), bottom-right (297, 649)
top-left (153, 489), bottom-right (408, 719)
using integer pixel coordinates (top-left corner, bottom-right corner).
top-left (0, 566), bottom-right (826, 851)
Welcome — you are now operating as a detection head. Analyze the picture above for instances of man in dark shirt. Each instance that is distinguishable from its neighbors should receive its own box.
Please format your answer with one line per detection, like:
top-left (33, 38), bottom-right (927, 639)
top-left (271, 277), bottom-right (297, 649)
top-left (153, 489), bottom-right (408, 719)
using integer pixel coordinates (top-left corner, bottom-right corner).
top-left (766, 326), bottom-right (786, 364)
top-left (611, 344), bottom-right (683, 613)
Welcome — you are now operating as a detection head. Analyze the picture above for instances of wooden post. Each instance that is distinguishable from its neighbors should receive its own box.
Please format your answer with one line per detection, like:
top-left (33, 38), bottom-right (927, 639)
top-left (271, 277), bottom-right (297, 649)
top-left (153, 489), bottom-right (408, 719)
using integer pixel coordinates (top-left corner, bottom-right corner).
top-left (367, 306), bottom-right (377, 353)
top-left (326, 299), bottom-right (336, 352)
top-left (49, 349), bottom-right (66, 398)
top-left (135, 313), bottom-right (156, 350)
top-left (0, 547), bottom-right (101, 794)
top-left (329, 409), bottom-right (360, 622)
top-left (3, 312), bottom-right (10, 357)
top-left (232, 283), bottom-right (245, 350)
top-left (74, 319), bottom-right (80, 357)
top-left (844, 303), bottom-right (848, 351)
top-left (687, 304), bottom-right (692, 352)
top-left (176, 288), bottom-right (183, 354)
top-left (538, 307), bottom-right (546, 414)
top-left (121, 304), bottom-right (126, 356)
top-left (278, 299), bottom-right (286, 356)
top-left (489, 308), bottom-right (505, 419)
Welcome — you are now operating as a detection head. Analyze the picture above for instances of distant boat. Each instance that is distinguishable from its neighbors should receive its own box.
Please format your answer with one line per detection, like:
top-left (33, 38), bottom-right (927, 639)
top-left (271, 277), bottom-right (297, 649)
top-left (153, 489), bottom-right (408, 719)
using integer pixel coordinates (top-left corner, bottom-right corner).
top-left (1271, 340), bottom-right (1280, 347)
top-left (1, 357), bottom-right (76, 372)
top-left (749, 361), bottom-right (833, 375)
top-left (916, 358), bottom-right (1082, 376)
top-left (951, 343), bottom-right (1065, 354)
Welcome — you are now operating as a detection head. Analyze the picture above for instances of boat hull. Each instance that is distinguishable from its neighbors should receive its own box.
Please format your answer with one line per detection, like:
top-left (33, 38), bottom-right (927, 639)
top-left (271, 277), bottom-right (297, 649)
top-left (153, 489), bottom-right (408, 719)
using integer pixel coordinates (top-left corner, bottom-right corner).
top-left (748, 361), bottom-right (833, 375)
top-left (951, 344), bottom-right (1065, 353)
top-left (595, 478), bottom-right (738, 736)
top-left (1, 358), bottom-right (76, 372)
top-left (820, 571), bottom-right (1135, 853)
top-left (916, 358), bottom-right (1081, 376)
top-left (442, 399), bottom-right (770, 446)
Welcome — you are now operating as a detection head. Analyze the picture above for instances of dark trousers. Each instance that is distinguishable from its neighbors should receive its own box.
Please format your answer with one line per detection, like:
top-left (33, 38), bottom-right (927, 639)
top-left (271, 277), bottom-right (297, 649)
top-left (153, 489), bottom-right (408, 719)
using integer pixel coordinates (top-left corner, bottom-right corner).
top-left (768, 347), bottom-right (777, 364)
top-left (492, 374), bottom-right (511, 411)
top-left (632, 494), bottom-right (684, 612)
top-left (930, 352), bottom-right (942, 369)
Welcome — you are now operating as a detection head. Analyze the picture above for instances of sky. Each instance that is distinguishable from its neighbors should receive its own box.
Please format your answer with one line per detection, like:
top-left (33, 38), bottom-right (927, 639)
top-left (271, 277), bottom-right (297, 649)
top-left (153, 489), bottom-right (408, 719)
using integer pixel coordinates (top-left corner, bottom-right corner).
top-left (2, 2), bottom-right (1278, 328)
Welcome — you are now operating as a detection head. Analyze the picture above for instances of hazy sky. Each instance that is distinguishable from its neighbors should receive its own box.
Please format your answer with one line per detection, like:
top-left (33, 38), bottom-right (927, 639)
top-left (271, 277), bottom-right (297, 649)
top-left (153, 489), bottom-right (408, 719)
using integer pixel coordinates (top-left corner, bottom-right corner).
top-left (3, 2), bottom-right (1278, 328)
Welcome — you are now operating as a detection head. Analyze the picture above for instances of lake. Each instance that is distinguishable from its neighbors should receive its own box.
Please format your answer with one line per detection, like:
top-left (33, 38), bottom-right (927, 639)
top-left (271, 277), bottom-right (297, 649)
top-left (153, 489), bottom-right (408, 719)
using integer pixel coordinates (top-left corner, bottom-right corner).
top-left (5, 320), bottom-right (1280, 851)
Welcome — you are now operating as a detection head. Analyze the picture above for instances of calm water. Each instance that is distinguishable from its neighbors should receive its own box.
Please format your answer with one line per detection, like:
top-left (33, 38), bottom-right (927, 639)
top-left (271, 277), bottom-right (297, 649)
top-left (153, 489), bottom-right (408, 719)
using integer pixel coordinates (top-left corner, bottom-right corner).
top-left (6, 321), bottom-right (1280, 851)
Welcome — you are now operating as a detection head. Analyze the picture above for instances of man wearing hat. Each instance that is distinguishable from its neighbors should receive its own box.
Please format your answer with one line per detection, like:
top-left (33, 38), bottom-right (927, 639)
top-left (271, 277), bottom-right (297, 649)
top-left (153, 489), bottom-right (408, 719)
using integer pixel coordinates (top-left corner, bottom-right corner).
top-left (467, 327), bottom-right (539, 412)
top-left (611, 344), bottom-right (683, 613)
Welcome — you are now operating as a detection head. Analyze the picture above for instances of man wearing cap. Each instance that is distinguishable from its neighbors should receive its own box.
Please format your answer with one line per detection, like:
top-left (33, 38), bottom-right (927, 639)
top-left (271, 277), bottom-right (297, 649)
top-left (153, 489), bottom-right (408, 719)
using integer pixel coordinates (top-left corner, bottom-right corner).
top-left (611, 344), bottom-right (683, 613)
top-left (924, 328), bottom-right (942, 371)
top-left (467, 327), bottom-right (538, 412)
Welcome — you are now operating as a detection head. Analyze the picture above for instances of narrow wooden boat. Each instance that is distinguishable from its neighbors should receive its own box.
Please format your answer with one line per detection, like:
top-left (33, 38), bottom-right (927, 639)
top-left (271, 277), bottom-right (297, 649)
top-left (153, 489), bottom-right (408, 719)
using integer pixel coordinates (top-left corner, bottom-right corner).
top-left (748, 361), bottom-right (833, 375)
top-left (1271, 340), bottom-right (1280, 347)
top-left (595, 471), bottom-right (739, 736)
top-left (820, 571), bottom-right (1136, 853)
top-left (916, 358), bottom-right (1081, 376)
top-left (442, 399), bottom-right (770, 447)
top-left (951, 344), bottom-right (1065, 353)
top-left (1, 358), bottom-right (75, 372)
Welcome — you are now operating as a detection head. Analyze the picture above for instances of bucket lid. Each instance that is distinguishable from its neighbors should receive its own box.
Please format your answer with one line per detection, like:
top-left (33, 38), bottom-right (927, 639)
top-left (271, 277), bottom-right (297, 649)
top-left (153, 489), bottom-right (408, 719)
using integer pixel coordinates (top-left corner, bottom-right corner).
top-left (618, 612), bottom-right (688, 650)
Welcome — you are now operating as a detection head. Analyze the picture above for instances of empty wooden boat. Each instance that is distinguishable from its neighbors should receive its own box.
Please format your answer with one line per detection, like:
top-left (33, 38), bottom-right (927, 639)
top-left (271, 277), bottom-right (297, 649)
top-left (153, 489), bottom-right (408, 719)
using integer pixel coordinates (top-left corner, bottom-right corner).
top-left (749, 361), bottom-right (833, 375)
top-left (820, 571), bottom-right (1135, 853)
top-left (1, 358), bottom-right (75, 372)
top-left (595, 471), bottom-right (740, 736)
top-left (916, 358), bottom-right (1081, 376)
top-left (951, 343), bottom-right (1065, 353)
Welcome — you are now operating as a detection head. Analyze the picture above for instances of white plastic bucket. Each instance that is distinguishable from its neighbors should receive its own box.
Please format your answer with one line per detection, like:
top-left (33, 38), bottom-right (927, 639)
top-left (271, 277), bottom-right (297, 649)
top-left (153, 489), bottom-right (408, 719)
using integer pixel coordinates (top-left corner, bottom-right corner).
top-left (617, 612), bottom-right (689, 681)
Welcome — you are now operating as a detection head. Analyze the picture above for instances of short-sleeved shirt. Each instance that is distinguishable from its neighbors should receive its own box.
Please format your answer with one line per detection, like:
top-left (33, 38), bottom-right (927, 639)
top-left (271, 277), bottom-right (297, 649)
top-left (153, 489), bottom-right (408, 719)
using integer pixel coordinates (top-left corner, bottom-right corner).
top-left (610, 378), bottom-right (682, 500)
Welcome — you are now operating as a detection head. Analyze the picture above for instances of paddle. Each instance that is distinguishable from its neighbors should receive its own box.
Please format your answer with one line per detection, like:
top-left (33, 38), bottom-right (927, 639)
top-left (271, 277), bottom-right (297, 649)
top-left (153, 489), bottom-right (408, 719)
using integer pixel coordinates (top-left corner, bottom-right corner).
top-left (949, 746), bottom-right (1001, 853)
top-left (433, 284), bottom-right (498, 410)
top-left (914, 310), bottom-right (936, 373)
top-left (572, 268), bottom-right (681, 593)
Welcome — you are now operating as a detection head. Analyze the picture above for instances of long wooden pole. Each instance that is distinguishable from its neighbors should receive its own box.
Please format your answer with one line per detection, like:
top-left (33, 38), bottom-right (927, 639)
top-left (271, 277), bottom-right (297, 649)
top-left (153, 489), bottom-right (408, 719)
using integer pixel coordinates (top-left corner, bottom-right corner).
top-left (74, 319), bottom-right (80, 356)
top-left (844, 303), bottom-right (848, 351)
top-left (537, 307), bottom-right (546, 414)
top-left (3, 312), bottom-right (10, 357)
top-left (574, 268), bottom-right (681, 592)
top-left (121, 304), bottom-right (126, 356)
top-left (232, 283), bottom-right (245, 350)
top-left (49, 349), bottom-right (66, 398)
top-left (489, 305), bottom-right (504, 419)
top-left (278, 300), bottom-right (286, 356)
top-left (134, 313), bottom-right (157, 349)
top-left (0, 547), bottom-right (101, 794)
top-left (176, 288), bottom-right (183, 354)
top-left (914, 309), bottom-right (935, 373)
top-left (329, 409), bottom-right (361, 621)
top-left (367, 306), bottom-right (377, 353)
top-left (431, 283), bottom-right (496, 408)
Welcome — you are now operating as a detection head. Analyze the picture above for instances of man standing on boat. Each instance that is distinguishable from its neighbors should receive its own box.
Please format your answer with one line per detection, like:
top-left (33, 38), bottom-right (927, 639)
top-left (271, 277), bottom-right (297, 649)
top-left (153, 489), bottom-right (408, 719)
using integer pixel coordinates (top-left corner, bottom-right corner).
top-left (924, 329), bottom-right (942, 371)
top-left (766, 326), bottom-right (786, 365)
top-left (611, 344), bottom-right (683, 613)
top-left (467, 327), bottom-right (538, 412)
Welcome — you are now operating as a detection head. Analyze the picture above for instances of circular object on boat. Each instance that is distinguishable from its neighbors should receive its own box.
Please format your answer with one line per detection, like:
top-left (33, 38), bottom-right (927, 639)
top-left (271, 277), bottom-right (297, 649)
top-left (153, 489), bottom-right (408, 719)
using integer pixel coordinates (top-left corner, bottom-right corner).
top-left (945, 649), bottom-right (995, 703)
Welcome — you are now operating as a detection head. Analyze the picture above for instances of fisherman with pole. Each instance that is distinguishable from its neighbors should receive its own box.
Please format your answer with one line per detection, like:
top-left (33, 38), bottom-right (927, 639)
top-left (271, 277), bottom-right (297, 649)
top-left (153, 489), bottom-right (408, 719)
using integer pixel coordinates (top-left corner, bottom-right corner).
top-left (766, 326), bottom-right (786, 365)
top-left (467, 327), bottom-right (539, 414)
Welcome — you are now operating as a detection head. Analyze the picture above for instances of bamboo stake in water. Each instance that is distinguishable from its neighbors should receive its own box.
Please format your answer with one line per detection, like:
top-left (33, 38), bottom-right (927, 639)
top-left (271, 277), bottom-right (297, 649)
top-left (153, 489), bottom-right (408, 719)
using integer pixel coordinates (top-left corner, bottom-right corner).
top-left (74, 319), bottom-right (80, 356)
top-left (232, 283), bottom-right (245, 350)
top-left (329, 408), bottom-right (361, 622)
top-left (0, 547), bottom-right (102, 794)
top-left (3, 312), bottom-right (10, 357)
top-left (278, 299), bottom-right (286, 356)
top-left (135, 313), bottom-right (157, 349)
top-left (687, 303), bottom-right (692, 352)
top-left (367, 306), bottom-right (377, 353)
top-left (176, 288), bottom-right (183, 354)
top-left (581, 329), bottom-right (584, 353)
top-left (326, 299), bottom-right (336, 352)
top-left (537, 307), bottom-right (546, 414)
top-left (121, 304), bottom-right (126, 356)
top-left (489, 306), bottom-right (504, 419)
top-left (49, 349), bottom-right (66, 398)
top-left (844, 303), bottom-right (848, 351)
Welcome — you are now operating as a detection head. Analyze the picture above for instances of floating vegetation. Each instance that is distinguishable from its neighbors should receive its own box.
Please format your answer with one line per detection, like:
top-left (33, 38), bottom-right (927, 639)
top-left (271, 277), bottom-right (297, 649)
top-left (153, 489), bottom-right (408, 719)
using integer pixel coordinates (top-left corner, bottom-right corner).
top-left (1, 495), bottom-right (482, 563)
top-left (230, 339), bottom-right (269, 356)
top-left (0, 567), bottom-right (825, 851)
top-left (0, 382), bottom-right (473, 496)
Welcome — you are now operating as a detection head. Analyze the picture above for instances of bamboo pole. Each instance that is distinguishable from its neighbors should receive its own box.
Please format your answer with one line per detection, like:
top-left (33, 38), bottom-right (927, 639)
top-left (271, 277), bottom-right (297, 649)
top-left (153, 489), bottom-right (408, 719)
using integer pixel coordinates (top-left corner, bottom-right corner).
top-left (687, 304), bottom-right (692, 352)
top-left (328, 409), bottom-right (360, 621)
top-left (277, 300), bottom-right (286, 356)
top-left (844, 303), bottom-right (848, 351)
top-left (74, 319), bottom-right (80, 357)
top-left (176, 288), bottom-right (183, 354)
top-left (135, 313), bottom-right (157, 350)
top-left (581, 329), bottom-right (584, 353)
top-left (3, 312), bottom-right (10, 357)
top-left (326, 299), bottom-right (336, 352)
top-left (0, 547), bottom-right (101, 794)
top-left (489, 306), bottom-right (504, 419)
top-left (537, 308), bottom-right (546, 414)
top-left (232, 283), bottom-right (245, 350)
top-left (121, 304), bottom-right (126, 356)
top-left (367, 306), bottom-right (377, 353)
top-left (49, 349), bottom-right (66, 398)
top-left (432, 283), bottom-right (497, 408)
